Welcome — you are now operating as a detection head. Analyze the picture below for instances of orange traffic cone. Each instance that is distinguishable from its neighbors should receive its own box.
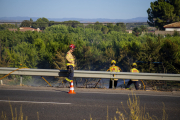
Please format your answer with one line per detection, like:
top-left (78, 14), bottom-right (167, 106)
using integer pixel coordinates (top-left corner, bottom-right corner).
top-left (68, 81), bottom-right (76, 94)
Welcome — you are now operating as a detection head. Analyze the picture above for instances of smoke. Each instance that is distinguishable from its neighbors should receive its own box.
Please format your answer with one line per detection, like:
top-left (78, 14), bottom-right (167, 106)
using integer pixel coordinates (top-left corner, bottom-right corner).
top-left (19, 76), bottom-right (130, 89)
top-left (24, 76), bottom-right (59, 87)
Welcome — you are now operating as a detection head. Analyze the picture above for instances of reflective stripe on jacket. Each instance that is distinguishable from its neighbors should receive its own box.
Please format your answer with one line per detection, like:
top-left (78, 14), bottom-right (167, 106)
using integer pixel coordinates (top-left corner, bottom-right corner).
top-left (130, 68), bottom-right (139, 81)
top-left (108, 66), bottom-right (120, 81)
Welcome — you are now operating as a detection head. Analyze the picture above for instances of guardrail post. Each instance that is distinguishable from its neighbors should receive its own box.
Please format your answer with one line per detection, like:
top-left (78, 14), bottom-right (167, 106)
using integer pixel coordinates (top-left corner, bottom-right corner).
top-left (75, 78), bottom-right (77, 87)
top-left (112, 74), bottom-right (115, 89)
top-left (20, 75), bottom-right (22, 86)
top-left (0, 80), bottom-right (3, 85)
top-left (86, 79), bottom-right (87, 88)
top-left (112, 80), bottom-right (114, 89)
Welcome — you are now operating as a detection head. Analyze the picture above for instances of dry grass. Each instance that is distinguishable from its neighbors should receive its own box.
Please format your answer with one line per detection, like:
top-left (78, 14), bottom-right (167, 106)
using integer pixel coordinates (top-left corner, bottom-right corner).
top-left (0, 101), bottom-right (39, 120)
top-left (1, 111), bottom-right (7, 120)
top-left (87, 93), bottom-right (168, 120)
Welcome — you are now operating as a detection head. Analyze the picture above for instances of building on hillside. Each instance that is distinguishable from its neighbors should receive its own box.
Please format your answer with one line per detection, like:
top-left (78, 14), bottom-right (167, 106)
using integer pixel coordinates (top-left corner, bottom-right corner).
top-left (155, 21), bottom-right (180, 36)
top-left (164, 21), bottom-right (180, 31)
top-left (126, 30), bottom-right (132, 33)
top-left (8, 27), bottom-right (41, 32)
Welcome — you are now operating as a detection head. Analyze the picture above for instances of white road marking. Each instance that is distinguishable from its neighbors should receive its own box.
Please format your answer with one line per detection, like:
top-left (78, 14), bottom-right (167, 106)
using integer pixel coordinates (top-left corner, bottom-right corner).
top-left (0, 100), bottom-right (71, 105)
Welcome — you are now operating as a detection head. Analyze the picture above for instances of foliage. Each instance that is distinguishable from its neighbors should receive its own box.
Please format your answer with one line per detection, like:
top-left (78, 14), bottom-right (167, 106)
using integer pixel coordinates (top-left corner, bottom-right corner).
top-left (126, 22), bottom-right (149, 30)
top-left (0, 24), bottom-right (17, 31)
top-left (32, 17), bottom-right (49, 30)
top-left (147, 0), bottom-right (180, 30)
top-left (61, 20), bottom-right (84, 28)
top-left (140, 25), bottom-right (148, 32)
top-left (20, 20), bottom-right (32, 27)
top-left (132, 27), bottom-right (142, 36)
top-left (0, 18), bottom-right (180, 76)
top-left (173, 30), bottom-right (180, 37)
top-left (116, 23), bottom-right (126, 32)
top-left (159, 39), bottom-right (180, 73)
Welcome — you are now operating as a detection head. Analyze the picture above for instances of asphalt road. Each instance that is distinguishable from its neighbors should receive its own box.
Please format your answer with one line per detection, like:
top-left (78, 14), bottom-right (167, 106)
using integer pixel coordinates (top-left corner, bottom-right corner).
top-left (0, 85), bottom-right (180, 120)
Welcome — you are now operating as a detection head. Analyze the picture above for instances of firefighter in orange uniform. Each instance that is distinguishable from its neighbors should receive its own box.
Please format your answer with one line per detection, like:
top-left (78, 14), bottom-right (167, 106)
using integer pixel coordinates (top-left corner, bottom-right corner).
top-left (65, 44), bottom-right (76, 82)
top-left (107, 60), bottom-right (121, 88)
top-left (126, 63), bottom-right (139, 90)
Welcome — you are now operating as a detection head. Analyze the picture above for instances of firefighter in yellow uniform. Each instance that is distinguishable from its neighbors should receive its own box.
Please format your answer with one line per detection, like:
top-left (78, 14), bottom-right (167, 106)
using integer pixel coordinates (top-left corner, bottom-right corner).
top-left (65, 44), bottom-right (75, 82)
top-left (107, 60), bottom-right (121, 88)
top-left (126, 63), bottom-right (139, 90)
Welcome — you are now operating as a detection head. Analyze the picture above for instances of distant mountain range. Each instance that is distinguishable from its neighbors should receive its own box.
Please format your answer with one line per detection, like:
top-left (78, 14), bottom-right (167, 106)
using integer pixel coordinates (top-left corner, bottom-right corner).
top-left (0, 16), bottom-right (148, 23)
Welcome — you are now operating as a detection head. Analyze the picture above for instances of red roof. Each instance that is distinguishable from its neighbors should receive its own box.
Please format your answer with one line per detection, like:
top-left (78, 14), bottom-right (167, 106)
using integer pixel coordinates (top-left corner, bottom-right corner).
top-left (164, 21), bottom-right (180, 28)
top-left (20, 27), bottom-right (35, 29)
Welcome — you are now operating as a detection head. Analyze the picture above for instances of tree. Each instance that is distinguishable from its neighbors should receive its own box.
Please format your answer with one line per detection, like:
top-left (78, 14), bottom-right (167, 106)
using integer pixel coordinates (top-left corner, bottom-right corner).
top-left (20, 20), bottom-right (31, 27)
top-left (45, 24), bottom-right (68, 33)
top-left (107, 23), bottom-right (114, 32)
top-left (173, 30), bottom-right (180, 36)
top-left (52, 51), bottom-right (67, 82)
top-left (116, 23), bottom-right (126, 32)
top-left (62, 20), bottom-right (83, 28)
top-left (132, 27), bottom-right (142, 36)
top-left (101, 26), bottom-right (109, 34)
top-left (30, 18), bottom-right (33, 22)
top-left (49, 21), bottom-right (55, 26)
top-left (140, 25), bottom-right (148, 32)
top-left (168, 0), bottom-right (180, 16)
top-left (94, 21), bottom-right (103, 31)
top-left (53, 51), bottom-right (66, 70)
top-left (159, 39), bottom-right (180, 73)
top-left (138, 38), bottom-right (162, 73)
top-left (147, 0), bottom-right (180, 30)
top-left (32, 17), bottom-right (49, 30)
top-left (0, 24), bottom-right (16, 30)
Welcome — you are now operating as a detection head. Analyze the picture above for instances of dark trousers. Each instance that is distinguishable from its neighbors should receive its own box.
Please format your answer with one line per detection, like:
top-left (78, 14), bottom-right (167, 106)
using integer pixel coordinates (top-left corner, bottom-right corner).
top-left (126, 80), bottom-right (139, 90)
top-left (109, 80), bottom-right (118, 88)
top-left (67, 65), bottom-right (74, 80)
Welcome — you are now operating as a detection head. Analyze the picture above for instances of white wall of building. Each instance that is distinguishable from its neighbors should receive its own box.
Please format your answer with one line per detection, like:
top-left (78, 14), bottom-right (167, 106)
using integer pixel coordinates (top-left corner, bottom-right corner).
top-left (165, 28), bottom-right (180, 31)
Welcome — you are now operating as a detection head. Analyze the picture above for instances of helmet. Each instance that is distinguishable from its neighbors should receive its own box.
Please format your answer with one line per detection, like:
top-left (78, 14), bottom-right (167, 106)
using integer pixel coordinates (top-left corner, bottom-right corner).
top-left (69, 44), bottom-right (75, 49)
top-left (132, 63), bottom-right (137, 67)
top-left (111, 60), bottom-right (116, 64)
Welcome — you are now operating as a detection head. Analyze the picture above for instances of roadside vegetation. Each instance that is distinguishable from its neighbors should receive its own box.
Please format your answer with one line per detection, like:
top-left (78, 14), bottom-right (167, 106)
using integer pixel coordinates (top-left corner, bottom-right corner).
top-left (0, 0), bottom-right (178, 119)
top-left (0, 19), bottom-right (180, 85)
top-left (88, 93), bottom-right (168, 120)
top-left (0, 21), bottom-right (180, 73)
top-left (0, 0), bottom-right (180, 77)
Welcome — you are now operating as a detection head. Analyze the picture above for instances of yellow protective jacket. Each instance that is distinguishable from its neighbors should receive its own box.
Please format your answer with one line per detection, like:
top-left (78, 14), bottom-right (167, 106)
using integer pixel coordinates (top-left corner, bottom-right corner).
top-left (107, 65), bottom-right (121, 81)
top-left (130, 68), bottom-right (139, 81)
top-left (66, 50), bottom-right (75, 67)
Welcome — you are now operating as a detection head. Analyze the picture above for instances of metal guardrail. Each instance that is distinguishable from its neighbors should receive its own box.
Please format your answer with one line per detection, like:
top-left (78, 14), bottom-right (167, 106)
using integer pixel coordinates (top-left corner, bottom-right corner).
top-left (0, 67), bottom-right (180, 81)
top-left (0, 67), bottom-right (66, 77)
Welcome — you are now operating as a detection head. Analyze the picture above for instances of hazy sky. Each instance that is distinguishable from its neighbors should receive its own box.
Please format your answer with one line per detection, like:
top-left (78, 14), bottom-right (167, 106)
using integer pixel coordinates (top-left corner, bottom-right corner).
top-left (0, 0), bottom-right (155, 19)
